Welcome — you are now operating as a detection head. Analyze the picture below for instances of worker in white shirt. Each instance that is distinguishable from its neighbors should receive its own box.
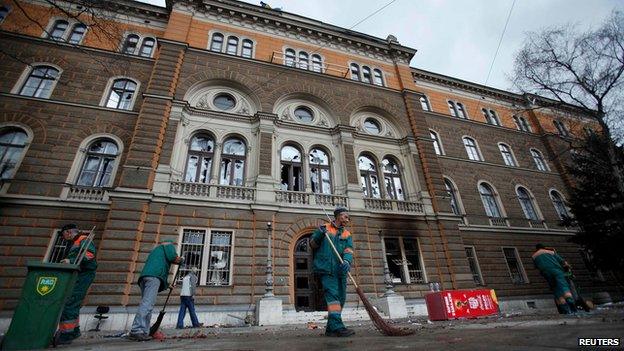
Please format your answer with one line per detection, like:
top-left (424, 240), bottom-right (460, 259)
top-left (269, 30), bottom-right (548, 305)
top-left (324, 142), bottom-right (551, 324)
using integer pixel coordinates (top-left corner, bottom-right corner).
top-left (176, 267), bottom-right (203, 329)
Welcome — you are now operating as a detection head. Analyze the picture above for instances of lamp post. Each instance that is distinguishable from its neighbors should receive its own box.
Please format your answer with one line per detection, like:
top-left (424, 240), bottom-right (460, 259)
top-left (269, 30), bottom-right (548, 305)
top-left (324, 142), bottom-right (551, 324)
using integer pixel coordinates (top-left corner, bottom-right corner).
top-left (379, 230), bottom-right (396, 297)
top-left (264, 221), bottom-right (274, 298)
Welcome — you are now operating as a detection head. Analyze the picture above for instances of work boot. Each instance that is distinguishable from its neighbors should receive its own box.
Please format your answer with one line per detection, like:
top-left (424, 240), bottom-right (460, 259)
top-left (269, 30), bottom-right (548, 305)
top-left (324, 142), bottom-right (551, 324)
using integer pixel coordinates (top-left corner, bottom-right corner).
top-left (558, 303), bottom-right (572, 314)
top-left (325, 328), bottom-right (355, 337)
top-left (565, 298), bottom-right (578, 313)
top-left (127, 332), bottom-right (152, 341)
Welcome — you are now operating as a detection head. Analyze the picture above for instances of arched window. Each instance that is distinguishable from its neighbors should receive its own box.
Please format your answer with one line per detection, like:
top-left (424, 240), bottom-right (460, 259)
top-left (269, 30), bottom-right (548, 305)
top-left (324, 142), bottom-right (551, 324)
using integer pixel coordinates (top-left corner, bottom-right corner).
top-left (309, 148), bottom-right (331, 194)
top-left (0, 128), bottom-right (28, 180)
top-left (48, 20), bottom-right (68, 40)
top-left (364, 118), bottom-right (381, 134)
top-left (498, 143), bottom-right (517, 166)
top-left (553, 120), bottom-right (569, 137)
top-left (106, 78), bottom-right (137, 110)
top-left (444, 178), bottom-right (461, 215)
top-left (76, 139), bottom-right (118, 187)
top-left (430, 130), bottom-right (443, 155)
top-left (122, 34), bottom-right (140, 54)
top-left (382, 157), bottom-right (404, 200)
top-left (350, 63), bottom-right (360, 81)
top-left (373, 69), bottom-right (383, 86)
top-left (226, 36), bottom-right (238, 55)
top-left (241, 39), bottom-right (253, 58)
top-left (210, 33), bottom-right (224, 52)
top-left (513, 116), bottom-right (531, 132)
top-left (19, 65), bottom-right (59, 98)
top-left (358, 154), bottom-right (381, 199)
top-left (483, 109), bottom-right (500, 126)
top-left (68, 23), bottom-right (86, 44)
top-left (516, 187), bottom-right (538, 220)
top-left (139, 37), bottom-right (155, 57)
top-left (0, 6), bottom-right (10, 24)
top-left (280, 145), bottom-right (304, 191)
top-left (463, 137), bottom-right (482, 161)
top-left (550, 190), bottom-right (570, 220)
top-left (184, 133), bottom-right (214, 183)
top-left (456, 102), bottom-right (467, 119)
top-left (530, 149), bottom-right (548, 171)
top-left (419, 96), bottom-right (431, 111)
top-left (298, 51), bottom-right (309, 70)
top-left (311, 54), bottom-right (322, 73)
top-left (361, 66), bottom-right (372, 84)
top-left (285, 48), bottom-right (296, 67)
top-left (479, 182), bottom-right (502, 218)
top-left (219, 137), bottom-right (246, 186)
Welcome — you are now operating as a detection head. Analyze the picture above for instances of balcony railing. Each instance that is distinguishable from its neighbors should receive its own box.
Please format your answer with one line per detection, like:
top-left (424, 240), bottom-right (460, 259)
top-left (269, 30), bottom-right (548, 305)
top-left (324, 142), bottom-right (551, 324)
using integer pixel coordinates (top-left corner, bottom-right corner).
top-left (364, 198), bottom-right (424, 214)
top-left (215, 184), bottom-right (255, 200)
top-left (409, 269), bottom-right (425, 284)
top-left (314, 193), bottom-right (348, 207)
top-left (489, 217), bottom-right (509, 227)
top-left (170, 181), bottom-right (211, 197)
top-left (274, 190), bottom-right (349, 207)
top-left (528, 219), bottom-right (546, 228)
top-left (66, 186), bottom-right (108, 202)
top-left (270, 51), bottom-right (349, 77)
top-left (275, 190), bottom-right (310, 205)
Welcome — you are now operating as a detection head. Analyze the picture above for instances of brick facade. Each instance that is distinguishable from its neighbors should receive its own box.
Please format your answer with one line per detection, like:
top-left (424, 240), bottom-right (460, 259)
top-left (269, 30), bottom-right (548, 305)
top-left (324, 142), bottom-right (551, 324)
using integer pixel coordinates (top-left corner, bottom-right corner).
top-left (0, 0), bottom-right (617, 317)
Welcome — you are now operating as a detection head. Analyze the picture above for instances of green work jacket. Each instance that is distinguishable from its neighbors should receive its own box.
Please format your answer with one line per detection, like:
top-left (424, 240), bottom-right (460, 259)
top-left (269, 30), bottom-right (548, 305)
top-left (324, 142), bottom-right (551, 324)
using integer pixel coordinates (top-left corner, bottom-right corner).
top-left (66, 234), bottom-right (97, 272)
top-left (311, 222), bottom-right (354, 275)
top-left (139, 242), bottom-right (178, 292)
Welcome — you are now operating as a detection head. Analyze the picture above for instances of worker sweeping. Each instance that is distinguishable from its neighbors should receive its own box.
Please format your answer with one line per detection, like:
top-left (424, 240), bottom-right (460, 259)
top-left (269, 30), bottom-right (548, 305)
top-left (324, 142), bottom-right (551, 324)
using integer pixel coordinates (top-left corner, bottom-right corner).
top-left (56, 224), bottom-right (97, 345)
top-left (310, 207), bottom-right (355, 337)
top-left (532, 244), bottom-right (577, 314)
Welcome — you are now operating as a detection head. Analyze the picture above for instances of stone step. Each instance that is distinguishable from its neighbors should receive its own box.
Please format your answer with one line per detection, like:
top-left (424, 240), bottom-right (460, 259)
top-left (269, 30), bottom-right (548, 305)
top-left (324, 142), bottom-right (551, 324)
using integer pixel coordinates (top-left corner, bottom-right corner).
top-left (281, 308), bottom-right (388, 324)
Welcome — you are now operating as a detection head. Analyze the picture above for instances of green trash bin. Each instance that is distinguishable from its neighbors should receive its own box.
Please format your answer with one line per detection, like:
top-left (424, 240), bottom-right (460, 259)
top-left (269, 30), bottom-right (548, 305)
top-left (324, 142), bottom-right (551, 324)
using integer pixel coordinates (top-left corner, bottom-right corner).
top-left (2, 261), bottom-right (79, 350)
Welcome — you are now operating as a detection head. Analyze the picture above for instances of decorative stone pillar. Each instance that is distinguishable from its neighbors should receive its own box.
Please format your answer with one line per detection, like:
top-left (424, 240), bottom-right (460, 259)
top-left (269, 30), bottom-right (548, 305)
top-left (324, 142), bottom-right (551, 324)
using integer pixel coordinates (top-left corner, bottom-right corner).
top-left (255, 221), bottom-right (283, 325)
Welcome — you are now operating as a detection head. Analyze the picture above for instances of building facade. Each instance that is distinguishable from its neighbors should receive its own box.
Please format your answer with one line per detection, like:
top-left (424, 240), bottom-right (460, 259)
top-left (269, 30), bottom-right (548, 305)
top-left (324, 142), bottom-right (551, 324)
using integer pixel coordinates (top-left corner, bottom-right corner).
top-left (0, 0), bottom-right (617, 328)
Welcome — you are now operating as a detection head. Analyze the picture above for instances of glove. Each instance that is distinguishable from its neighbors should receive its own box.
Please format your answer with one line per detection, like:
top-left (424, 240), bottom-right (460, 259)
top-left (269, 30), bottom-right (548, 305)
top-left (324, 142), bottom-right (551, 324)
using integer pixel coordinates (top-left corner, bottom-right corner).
top-left (340, 261), bottom-right (350, 274)
top-left (318, 225), bottom-right (327, 234)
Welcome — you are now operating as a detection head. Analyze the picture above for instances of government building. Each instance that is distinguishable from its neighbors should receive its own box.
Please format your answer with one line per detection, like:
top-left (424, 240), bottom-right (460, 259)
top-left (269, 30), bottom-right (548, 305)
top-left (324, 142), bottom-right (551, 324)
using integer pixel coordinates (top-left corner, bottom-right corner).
top-left (0, 0), bottom-right (617, 330)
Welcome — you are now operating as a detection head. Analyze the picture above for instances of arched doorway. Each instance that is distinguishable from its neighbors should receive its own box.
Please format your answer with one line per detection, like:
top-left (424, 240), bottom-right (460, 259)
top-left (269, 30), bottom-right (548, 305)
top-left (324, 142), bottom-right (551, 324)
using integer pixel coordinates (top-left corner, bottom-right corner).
top-left (293, 234), bottom-right (326, 312)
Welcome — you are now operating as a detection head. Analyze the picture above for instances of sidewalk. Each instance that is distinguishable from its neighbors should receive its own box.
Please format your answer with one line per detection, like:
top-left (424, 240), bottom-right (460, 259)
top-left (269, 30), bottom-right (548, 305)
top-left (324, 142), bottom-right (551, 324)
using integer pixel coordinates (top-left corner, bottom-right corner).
top-left (55, 305), bottom-right (624, 350)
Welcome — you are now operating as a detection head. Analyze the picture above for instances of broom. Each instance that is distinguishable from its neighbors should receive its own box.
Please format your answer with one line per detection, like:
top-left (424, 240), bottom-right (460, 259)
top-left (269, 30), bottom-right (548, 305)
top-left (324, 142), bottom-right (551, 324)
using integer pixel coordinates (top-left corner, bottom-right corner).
top-left (149, 262), bottom-right (182, 336)
top-left (318, 206), bottom-right (413, 336)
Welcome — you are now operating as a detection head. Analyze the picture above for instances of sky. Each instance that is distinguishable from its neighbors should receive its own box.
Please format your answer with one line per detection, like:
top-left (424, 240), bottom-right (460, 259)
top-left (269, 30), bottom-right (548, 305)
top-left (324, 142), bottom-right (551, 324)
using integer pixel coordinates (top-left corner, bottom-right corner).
top-left (139, 0), bottom-right (622, 92)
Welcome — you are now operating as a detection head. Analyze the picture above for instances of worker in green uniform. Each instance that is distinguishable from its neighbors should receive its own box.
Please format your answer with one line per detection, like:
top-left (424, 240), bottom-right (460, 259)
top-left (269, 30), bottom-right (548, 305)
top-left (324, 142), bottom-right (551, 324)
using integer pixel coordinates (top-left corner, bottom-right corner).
top-left (532, 243), bottom-right (577, 314)
top-left (56, 223), bottom-right (97, 345)
top-left (310, 207), bottom-right (355, 337)
top-left (129, 239), bottom-right (183, 341)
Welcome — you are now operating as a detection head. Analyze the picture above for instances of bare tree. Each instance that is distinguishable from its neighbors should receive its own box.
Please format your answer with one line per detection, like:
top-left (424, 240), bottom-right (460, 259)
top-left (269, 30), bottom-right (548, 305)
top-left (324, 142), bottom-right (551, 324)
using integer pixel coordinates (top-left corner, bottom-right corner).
top-left (512, 10), bottom-right (624, 193)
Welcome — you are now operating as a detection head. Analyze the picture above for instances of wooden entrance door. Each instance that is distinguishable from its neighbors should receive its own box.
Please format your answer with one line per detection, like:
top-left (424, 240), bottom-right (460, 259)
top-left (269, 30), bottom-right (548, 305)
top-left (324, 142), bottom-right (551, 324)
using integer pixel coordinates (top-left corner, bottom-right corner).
top-left (294, 235), bottom-right (326, 312)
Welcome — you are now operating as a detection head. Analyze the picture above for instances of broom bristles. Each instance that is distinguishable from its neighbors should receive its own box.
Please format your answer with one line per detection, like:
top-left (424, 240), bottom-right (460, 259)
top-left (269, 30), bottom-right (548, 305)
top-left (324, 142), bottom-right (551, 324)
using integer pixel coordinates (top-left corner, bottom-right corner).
top-left (355, 286), bottom-right (414, 336)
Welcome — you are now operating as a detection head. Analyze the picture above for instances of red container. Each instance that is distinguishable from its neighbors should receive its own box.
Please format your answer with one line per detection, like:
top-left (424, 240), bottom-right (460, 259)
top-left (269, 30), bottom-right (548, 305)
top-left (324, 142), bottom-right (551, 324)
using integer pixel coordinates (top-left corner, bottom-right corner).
top-left (425, 289), bottom-right (499, 320)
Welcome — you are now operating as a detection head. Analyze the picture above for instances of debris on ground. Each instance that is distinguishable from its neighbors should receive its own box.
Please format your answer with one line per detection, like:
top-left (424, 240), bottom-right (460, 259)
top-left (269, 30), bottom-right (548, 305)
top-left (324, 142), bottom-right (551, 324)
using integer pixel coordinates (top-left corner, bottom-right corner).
top-left (306, 322), bottom-right (318, 329)
top-left (152, 330), bottom-right (166, 341)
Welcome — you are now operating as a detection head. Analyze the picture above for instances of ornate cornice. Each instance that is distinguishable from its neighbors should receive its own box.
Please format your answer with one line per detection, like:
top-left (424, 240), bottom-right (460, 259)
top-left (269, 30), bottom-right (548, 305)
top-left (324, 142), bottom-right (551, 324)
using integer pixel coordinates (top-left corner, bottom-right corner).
top-left (172, 0), bottom-right (414, 64)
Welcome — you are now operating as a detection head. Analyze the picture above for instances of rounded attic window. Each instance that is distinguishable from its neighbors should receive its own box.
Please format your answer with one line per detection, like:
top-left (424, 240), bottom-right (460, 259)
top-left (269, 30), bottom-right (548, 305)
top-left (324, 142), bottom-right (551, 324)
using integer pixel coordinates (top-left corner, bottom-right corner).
top-left (213, 93), bottom-right (236, 110)
top-left (294, 106), bottom-right (314, 122)
top-left (363, 118), bottom-right (381, 134)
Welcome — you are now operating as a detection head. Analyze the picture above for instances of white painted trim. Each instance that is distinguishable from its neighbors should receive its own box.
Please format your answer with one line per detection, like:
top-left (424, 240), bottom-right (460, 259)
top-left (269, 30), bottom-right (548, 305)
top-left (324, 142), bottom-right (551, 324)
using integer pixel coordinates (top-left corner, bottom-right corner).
top-left (177, 227), bottom-right (236, 286)
top-left (442, 176), bottom-right (466, 216)
top-left (63, 133), bottom-right (125, 189)
top-left (476, 180), bottom-right (508, 218)
top-left (514, 184), bottom-right (544, 221)
top-left (10, 62), bottom-right (63, 97)
top-left (99, 76), bottom-right (141, 110)
top-left (0, 122), bottom-right (34, 193)
top-left (428, 129), bottom-right (445, 156)
top-left (529, 148), bottom-right (551, 171)
top-left (501, 246), bottom-right (530, 284)
top-left (461, 135), bottom-right (484, 162)
top-left (464, 245), bottom-right (485, 286)
top-left (497, 142), bottom-right (519, 167)
top-left (208, 29), bottom-right (256, 59)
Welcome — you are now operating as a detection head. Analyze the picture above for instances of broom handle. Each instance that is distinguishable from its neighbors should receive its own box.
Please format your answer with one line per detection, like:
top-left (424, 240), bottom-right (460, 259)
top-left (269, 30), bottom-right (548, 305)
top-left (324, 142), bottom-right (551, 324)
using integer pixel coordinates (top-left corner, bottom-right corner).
top-left (73, 226), bottom-right (96, 265)
top-left (323, 231), bottom-right (358, 289)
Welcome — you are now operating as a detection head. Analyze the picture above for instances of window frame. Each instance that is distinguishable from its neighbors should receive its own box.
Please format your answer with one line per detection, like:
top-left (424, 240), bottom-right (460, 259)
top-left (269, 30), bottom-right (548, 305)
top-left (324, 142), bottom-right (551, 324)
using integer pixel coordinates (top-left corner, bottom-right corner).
top-left (210, 32), bottom-right (224, 52)
top-left (553, 120), bottom-right (570, 137)
top-left (383, 237), bottom-right (426, 285)
top-left (308, 147), bottom-right (332, 194)
top-left (381, 156), bottom-right (405, 200)
top-left (241, 39), bottom-right (254, 58)
top-left (478, 181), bottom-right (504, 219)
top-left (498, 142), bottom-right (518, 167)
top-left (100, 76), bottom-right (140, 111)
top-left (75, 138), bottom-right (120, 188)
top-left (184, 132), bottom-right (215, 184)
top-left (515, 186), bottom-right (540, 221)
top-left (501, 247), bottom-right (529, 284)
top-left (13, 64), bottom-right (61, 99)
top-left (177, 227), bottom-right (236, 286)
top-left (464, 246), bottom-right (484, 285)
top-left (226, 36), bottom-right (239, 55)
top-left (443, 176), bottom-right (464, 216)
top-left (419, 95), bottom-right (431, 111)
top-left (513, 115), bottom-right (531, 132)
top-left (0, 124), bottom-right (32, 182)
top-left (482, 108), bottom-right (501, 126)
top-left (358, 154), bottom-right (382, 199)
top-left (549, 189), bottom-right (570, 220)
top-left (63, 134), bottom-right (124, 192)
top-left (280, 144), bottom-right (305, 192)
top-left (0, 5), bottom-right (11, 24)
top-left (462, 136), bottom-right (483, 161)
top-left (218, 136), bottom-right (246, 186)
top-left (429, 130), bottom-right (444, 155)
top-left (530, 148), bottom-right (549, 171)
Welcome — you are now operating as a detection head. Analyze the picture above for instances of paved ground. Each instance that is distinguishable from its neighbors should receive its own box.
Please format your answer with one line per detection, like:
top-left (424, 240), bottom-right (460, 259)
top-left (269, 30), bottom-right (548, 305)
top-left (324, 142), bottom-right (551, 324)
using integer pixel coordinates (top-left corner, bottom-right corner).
top-left (56, 307), bottom-right (624, 350)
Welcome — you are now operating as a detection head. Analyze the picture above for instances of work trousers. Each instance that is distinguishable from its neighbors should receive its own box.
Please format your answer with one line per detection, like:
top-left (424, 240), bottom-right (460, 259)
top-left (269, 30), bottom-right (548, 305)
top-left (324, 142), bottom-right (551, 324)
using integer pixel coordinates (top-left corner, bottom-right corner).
top-left (58, 270), bottom-right (96, 341)
top-left (130, 276), bottom-right (160, 335)
top-left (320, 273), bottom-right (347, 332)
